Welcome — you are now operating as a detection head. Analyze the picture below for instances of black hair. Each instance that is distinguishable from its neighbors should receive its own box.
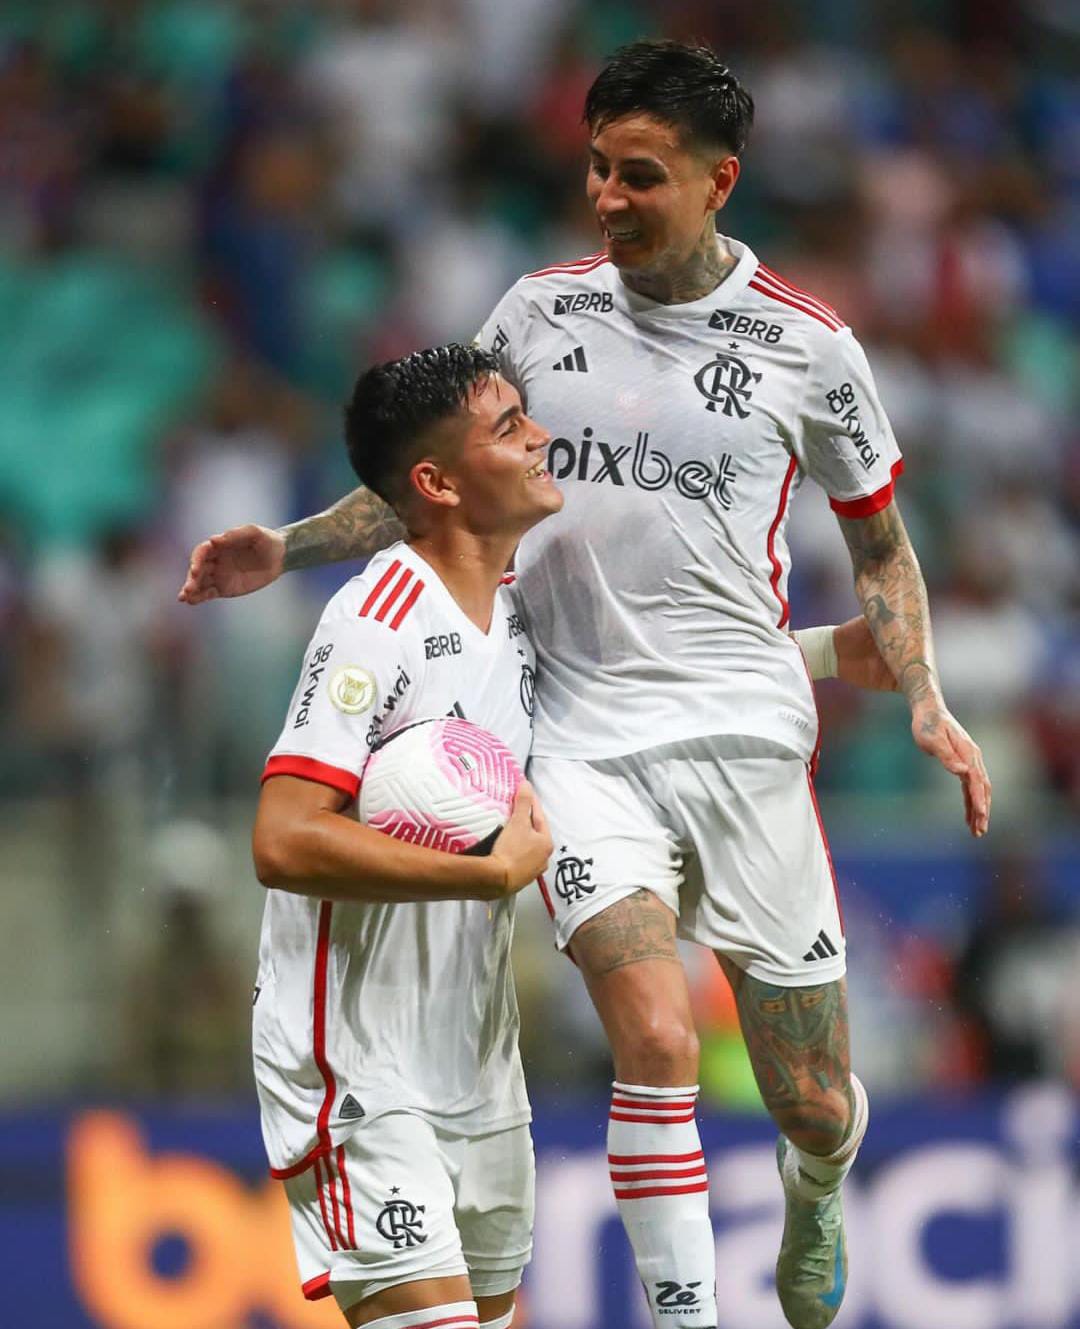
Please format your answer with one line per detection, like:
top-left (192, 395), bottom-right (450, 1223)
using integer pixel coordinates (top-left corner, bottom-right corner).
top-left (584, 38), bottom-right (754, 157)
top-left (343, 343), bottom-right (499, 512)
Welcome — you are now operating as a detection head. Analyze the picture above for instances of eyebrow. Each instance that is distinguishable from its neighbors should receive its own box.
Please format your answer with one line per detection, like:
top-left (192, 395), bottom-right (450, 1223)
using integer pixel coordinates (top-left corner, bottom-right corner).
top-left (589, 147), bottom-right (666, 170)
top-left (492, 404), bottom-right (521, 432)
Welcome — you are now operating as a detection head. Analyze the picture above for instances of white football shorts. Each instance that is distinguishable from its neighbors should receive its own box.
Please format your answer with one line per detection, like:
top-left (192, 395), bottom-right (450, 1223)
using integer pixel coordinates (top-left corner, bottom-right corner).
top-left (284, 1113), bottom-right (534, 1314)
top-left (530, 735), bottom-right (846, 986)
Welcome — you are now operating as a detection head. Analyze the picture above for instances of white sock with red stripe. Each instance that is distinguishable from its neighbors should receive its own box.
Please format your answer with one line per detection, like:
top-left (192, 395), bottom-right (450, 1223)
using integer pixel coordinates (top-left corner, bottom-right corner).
top-left (608, 1082), bottom-right (716, 1329)
top-left (360, 1302), bottom-right (478, 1329)
top-left (478, 1311), bottom-right (514, 1329)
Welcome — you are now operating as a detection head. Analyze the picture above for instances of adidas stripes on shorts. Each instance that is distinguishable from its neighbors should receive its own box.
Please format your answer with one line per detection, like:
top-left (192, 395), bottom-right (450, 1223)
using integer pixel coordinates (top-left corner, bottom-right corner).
top-left (530, 734), bottom-right (846, 986)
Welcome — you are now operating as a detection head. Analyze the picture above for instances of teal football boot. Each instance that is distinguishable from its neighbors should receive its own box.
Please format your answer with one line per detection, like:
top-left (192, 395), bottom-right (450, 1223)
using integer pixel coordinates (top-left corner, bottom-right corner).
top-left (774, 1135), bottom-right (847, 1329)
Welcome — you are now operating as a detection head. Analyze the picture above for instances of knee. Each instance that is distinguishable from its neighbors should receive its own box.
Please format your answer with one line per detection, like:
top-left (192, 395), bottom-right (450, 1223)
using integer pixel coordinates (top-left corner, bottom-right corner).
top-left (615, 1014), bottom-right (699, 1085)
top-left (769, 1085), bottom-right (851, 1157)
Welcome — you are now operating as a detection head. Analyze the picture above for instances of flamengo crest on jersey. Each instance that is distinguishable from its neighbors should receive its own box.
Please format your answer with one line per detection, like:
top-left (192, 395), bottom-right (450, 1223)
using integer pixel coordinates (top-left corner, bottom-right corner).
top-left (254, 544), bottom-right (534, 1175)
top-left (477, 236), bottom-right (903, 763)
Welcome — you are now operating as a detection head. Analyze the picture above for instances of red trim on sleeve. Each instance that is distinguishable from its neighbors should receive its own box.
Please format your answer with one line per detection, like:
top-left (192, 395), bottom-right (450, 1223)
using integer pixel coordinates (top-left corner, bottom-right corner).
top-left (302, 1272), bottom-right (332, 1301)
top-left (261, 755), bottom-right (360, 801)
top-left (828, 459), bottom-right (904, 518)
top-left (766, 456), bottom-right (799, 629)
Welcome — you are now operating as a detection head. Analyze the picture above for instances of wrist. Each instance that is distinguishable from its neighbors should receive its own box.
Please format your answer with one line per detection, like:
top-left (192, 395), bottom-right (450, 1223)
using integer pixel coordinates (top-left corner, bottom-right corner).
top-left (791, 625), bottom-right (838, 680)
top-left (901, 661), bottom-right (942, 709)
top-left (458, 852), bottom-right (507, 901)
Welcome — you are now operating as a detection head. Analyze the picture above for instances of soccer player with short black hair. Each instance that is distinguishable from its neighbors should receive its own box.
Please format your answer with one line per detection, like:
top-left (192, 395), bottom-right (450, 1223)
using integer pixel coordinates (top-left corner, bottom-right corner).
top-left (183, 38), bottom-right (991, 1329)
top-left (252, 344), bottom-right (557, 1329)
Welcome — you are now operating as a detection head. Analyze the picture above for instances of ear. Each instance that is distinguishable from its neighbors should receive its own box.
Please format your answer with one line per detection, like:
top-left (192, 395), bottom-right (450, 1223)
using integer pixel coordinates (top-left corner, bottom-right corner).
top-left (706, 154), bottom-right (740, 212)
top-left (409, 457), bottom-right (461, 509)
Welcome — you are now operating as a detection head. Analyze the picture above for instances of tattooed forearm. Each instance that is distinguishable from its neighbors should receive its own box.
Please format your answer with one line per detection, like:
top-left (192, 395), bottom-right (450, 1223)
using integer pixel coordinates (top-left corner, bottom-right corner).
top-left (731, 971), bottom-right (852, 1151)
top-left (571, 890), bottom-right (681, 976)
top-left (838, 502), bottom-right (941, 708)
top-left (281, 488), bottom-right (405, 572)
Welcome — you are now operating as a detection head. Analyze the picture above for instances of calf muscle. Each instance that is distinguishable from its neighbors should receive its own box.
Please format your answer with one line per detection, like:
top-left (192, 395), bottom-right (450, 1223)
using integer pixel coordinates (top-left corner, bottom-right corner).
top-left (725, 963), bottom-right (852, 1153)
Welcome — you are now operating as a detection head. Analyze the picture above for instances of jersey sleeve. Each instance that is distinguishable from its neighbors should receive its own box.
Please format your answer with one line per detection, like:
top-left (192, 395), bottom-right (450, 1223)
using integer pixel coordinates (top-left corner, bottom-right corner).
top-left (262, 611), bottom-right (417, 802)
top-left (795, 329), bottom-right (904, 518)
top-left (475, 282), bottom-right (529, 395)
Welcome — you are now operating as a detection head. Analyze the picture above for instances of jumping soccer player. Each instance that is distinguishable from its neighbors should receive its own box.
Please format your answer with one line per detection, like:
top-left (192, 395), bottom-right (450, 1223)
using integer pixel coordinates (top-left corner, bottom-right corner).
top-left (182, 40), bottom-right (991, 1329)
top-left (251, 345), bottom-right (556, 1329)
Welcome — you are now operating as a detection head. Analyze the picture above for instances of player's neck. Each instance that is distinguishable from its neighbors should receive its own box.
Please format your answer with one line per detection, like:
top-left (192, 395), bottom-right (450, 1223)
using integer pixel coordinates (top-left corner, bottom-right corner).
top-left (408, 532), bottom-right (516, 634)
top-left (620, 229), bottom-right (736, 305)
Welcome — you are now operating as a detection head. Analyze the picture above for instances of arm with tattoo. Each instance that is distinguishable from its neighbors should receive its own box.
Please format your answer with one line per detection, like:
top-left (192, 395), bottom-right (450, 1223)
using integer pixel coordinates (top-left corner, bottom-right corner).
top-left (178, 487), bottom-right (404, 605)
top-left (837, 502), bottom-right (937, 706)
top-left (837, 500), bottom-right (991, 836)
top-left (281, 486), bottom-right (404, 571)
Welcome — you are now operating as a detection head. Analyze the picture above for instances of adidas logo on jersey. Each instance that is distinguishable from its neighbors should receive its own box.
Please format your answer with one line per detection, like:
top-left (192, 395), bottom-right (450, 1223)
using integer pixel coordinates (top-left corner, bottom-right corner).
top-left (553, 346), bottom-right (589, 373)
top-left (337, 1093), bottom-right (365, 1121)
top-left (553, 292), bottom-right (613, 315)
top-left (803, 930), bottom-right (839, 962)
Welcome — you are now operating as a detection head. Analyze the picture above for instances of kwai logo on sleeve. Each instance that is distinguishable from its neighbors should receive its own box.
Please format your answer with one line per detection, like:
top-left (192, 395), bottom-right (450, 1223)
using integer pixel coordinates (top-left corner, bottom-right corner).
top-left (328, 666), bottom-right (378, 715)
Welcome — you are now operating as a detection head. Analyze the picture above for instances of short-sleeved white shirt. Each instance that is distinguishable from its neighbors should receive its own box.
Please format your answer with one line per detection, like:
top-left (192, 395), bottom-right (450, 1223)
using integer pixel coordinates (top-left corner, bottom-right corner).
top-left (477, 236), bottom-right (902, 763)
top-left (254, 543), bottom-right (535, 1177)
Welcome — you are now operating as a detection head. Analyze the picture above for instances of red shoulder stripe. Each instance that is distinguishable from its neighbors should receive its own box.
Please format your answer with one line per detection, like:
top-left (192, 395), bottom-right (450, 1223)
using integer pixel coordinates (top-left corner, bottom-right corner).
top-left (358, 559), bottom-right (402, 616)
top-left (758, 264), bottom-right (844, 324)
top-left (524, 251), bottom-right (609, 279)
top-left (370, 567), bottom-right (413, 622)
top-left (749, 276), bottom-right (843, 332)
top-left (388, 577), bottom-right (424, 629)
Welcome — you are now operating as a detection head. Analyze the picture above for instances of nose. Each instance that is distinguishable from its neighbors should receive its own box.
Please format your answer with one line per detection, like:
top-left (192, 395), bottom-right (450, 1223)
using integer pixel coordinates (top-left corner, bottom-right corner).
top-left (595, 173), bottom-right (629, 220)
top-left (526, 417), bottom-right (551, 451)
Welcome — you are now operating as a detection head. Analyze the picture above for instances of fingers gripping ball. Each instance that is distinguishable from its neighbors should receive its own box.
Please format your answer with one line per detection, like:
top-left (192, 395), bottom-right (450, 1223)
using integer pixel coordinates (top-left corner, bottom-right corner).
top-left (359, 718), bottom-right (524, 856)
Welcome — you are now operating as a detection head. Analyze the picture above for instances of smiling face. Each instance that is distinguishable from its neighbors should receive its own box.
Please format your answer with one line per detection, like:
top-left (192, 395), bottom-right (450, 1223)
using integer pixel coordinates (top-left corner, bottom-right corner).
top-left (412, 375), bottom-right (562, 537)
top-left (586, 113), bottom-right (739, 280)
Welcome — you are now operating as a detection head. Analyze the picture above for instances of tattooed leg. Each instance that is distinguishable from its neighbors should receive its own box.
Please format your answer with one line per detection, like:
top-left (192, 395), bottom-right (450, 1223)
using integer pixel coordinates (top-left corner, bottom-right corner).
top-left (571, 890), bottom-right (698, 1084)
top-left (718, 956), bottom-right (852, 1155)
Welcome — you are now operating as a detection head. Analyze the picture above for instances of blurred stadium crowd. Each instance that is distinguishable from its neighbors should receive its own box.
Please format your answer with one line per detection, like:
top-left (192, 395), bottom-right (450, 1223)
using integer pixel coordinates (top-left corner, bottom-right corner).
top-left (0, 0), bottom-right (1076, 1109)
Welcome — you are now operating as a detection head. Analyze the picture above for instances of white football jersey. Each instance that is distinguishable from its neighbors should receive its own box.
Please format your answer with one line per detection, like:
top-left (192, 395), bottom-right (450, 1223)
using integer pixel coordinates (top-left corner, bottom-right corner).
top-left (477, 236), bottom-right (903, 762)
top-left (254, 543), bottom-right (535, 1176)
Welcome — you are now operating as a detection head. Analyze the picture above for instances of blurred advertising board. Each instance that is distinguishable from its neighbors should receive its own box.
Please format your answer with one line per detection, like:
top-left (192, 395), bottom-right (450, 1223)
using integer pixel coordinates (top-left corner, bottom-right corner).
top-left (4, 1085), bottom-right (1076, 1329)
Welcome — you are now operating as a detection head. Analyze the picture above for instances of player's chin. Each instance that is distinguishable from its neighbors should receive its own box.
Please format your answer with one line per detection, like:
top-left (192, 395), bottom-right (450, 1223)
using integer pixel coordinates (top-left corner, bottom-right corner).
top-left (531, 474), bottom-right (563, 511)
top-left (603, 233), bottom-right (651, 269)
